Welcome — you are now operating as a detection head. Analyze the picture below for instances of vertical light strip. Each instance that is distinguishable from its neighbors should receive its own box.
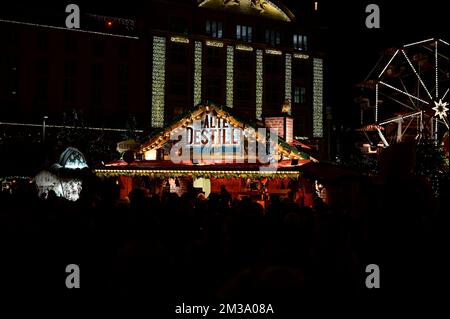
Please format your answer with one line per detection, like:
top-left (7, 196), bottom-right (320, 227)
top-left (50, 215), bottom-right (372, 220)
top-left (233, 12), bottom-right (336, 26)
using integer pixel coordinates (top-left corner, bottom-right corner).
top-left (194, 41), bottom-right (203, 106)
top-left (435, 118), bottom-right (439, 139)
top-left (226, 45), bottom-right (234, 108)
top-left (313, 58), bottom-right (324, 138)
top-left (435, 40), bottom-right (438, 98)
top-left (375, 83), bottom-right (379, 123)
top-left (256, 49), bottom-right (263, 120)
top-left (284, 53), bottom-right (292, 115)
top-left (151, 36), bottom-right (166, 128)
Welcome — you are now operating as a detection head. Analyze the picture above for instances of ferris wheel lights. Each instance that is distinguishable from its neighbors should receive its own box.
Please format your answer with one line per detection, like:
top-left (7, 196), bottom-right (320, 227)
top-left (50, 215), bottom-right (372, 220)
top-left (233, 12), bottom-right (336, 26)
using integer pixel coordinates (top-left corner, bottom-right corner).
top-left (432, 99), bottom-right (449, 120)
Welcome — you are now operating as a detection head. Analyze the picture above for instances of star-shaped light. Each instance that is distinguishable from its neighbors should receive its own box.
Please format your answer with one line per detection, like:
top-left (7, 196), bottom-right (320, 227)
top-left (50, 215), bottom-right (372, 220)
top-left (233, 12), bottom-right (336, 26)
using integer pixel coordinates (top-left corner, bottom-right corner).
top-left (432, 99), bottom-right (449, 120)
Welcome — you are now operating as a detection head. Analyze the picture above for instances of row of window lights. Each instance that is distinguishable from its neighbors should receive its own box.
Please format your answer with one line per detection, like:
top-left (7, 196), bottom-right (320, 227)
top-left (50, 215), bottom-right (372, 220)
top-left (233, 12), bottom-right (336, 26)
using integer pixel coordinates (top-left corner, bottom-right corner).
top-left (206, 21), bottom-right (308, 51)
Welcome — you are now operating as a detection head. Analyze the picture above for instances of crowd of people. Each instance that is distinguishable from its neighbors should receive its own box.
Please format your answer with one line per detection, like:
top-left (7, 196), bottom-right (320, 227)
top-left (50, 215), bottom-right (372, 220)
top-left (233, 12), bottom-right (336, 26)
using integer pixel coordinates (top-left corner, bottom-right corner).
top-left (0, 164), bottom-right (448, 312)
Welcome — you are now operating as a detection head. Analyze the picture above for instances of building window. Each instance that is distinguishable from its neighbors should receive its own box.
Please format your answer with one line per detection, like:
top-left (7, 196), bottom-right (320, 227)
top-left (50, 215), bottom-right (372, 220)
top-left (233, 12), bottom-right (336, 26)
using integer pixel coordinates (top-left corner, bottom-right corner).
top-left (64, 61), bottom-right (77, 78)
top-left (236, 51), bottom-right (252, 72)
top-left (36, 32), bottom-right (47, 51)
top-left (6, 29), bottom-right (19, 47)
top-left (169, 44), bottom-right (188, 64)
top-left (206, 47), bottom-right (222, 68)
top-left (169, 75), bottom-right (187, 96)
top-left (236, 79), bottom-right (252, 101)
top-left (265, 55), bottom-right (281, 74)
top-left (91, 64), bottom-right (104, 106)
top-left (236, 25), bottom-right (252, 42)
top-left (34, 79), bottom-right (48, 104)
top-left (93, 39), bottom-right (105, 57)
top-left (266, 81), bottom-right (281, 104)
top-left (92, 85), bottom-right (103, 106)
top-left (170, 17), bottom-right (189, 33)
top-left (206, 20), bottom-right (223, 38)
top-left (118, 85), bottom-right (129, 108)
top-left (294, 87), bottom-right (306, 104)
top-left (293, 34), bottom-right (308, 51)
top-left (206, 77), bottom-right (221, 99)
top-left (64, 61), bottom-right (77, 104)
top-left (265, 29), bottom-right (281, 46)
top-left (35, 59), bottom-right (48, 76)
top-left (119, 43), bottom-right (130, 59)
top-left (118, 64), bottom-right (129, 84)
top-left (64, 79), bottom-right (76, 104)
top-left (64, 35), bottom-right (78, 53)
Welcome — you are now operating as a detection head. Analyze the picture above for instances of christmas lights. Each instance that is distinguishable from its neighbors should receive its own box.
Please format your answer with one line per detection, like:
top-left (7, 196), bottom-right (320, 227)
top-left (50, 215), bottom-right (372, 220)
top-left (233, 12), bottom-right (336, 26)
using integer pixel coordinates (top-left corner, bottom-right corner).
top-left (265, 49), bottom-right (282, 55)
top-left (226, 46), bottom-right (234, 108)
top-left (313, 58), bottom-right (323, 138)
top-left (206, 40), bottom-right (224, 47)
top-left (293, 53), bottom-right (309, 59)
top-left (284, 54), bottom-right (292, 115)
top-left (194, 41), bottom-right (203, 105)
top-left (170, 36), bottom-right (189, 44)
top-left (256, 50), bottom-right (263, 120)
top-left (95, 168), bottom-right (300, 179)
top-left (151, 36), bottom-right (166, 128)
top-left (236, 44), bottom-right (253, 52)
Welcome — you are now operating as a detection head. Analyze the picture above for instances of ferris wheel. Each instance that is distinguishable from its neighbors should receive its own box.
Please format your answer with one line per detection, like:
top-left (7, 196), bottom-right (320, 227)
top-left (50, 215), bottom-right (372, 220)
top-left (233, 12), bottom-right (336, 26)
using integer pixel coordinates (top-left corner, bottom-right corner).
top-left (358, 38), bottom-right (449, 148)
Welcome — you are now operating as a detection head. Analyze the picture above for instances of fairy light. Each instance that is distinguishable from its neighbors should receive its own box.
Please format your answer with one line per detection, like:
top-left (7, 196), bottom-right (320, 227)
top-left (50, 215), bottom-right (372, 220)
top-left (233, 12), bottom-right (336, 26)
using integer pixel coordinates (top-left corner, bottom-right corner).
top-left (293, 53), bottom-right (309, 59)
top-left (379, 81), bottom-right (429, 105)
top-left (226, 46), bottom-right (234, 108)
top-left (402, 49), bottom-right (432, 100)
top-left (236, 44), bottom-right (253, 52)
top-left (206, 40), bottom-right (224, 47)
top-left (266, 49), bottom-right (282, 55)
top-left (284, 54), bottom-right (292, 115)
top-left (313, 58), bottom-right (323, 138)
top-left (151, 36), bottom-right (166, 128)
top-left (435, 40), bottom-right (439, 99)
top-left (378, 49), bottom-right (399, 78)
top-left (170, 36), bottom-right (189, 44)
top-left (256, 49), bottom-right (264, 120)
top-left (194, 41), bottom-right (203, 105)
top-left (375, 83), bottom-right (379, 123)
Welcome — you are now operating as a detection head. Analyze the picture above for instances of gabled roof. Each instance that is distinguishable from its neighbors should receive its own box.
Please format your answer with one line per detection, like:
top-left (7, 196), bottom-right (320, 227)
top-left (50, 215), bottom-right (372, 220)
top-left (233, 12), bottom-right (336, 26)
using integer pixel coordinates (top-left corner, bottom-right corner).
top-left (141, 102), bottom-right (314, 161)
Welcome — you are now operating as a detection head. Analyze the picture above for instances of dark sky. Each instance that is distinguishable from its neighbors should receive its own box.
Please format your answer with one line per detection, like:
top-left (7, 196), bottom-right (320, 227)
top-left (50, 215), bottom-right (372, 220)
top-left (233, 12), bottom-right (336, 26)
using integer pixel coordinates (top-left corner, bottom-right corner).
top-left (3, 0), bottom-right (448, 127)
top-left (301, 0), bottom-right (448, 127)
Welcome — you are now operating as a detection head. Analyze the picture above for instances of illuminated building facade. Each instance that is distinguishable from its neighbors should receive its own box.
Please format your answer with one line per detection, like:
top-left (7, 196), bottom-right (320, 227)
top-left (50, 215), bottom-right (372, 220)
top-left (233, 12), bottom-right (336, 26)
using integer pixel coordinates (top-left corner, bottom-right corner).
top-left (151, 0), bottom-right (325, 139)
top-left (0, 0), bottom-right (325, 140)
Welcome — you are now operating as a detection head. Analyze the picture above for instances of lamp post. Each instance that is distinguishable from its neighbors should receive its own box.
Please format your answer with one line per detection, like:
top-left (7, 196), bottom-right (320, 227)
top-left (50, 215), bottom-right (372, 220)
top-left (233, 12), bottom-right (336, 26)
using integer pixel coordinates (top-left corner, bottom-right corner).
top-left (42, 115), bottom-right (48, 143)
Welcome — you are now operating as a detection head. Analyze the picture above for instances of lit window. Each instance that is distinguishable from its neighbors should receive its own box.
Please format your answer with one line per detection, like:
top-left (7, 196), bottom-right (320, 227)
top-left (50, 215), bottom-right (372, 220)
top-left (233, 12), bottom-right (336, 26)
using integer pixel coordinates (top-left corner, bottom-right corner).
top-left (265, 29), bottom-right (281, 46)
top-left (294, 87), bottom-right (306, 104)
top-left (293, 34), bottom-right (308, 51)
top-left (206, 20), bottom-right (223, 38)
top-left (236, 25), bottom-right (253, 42)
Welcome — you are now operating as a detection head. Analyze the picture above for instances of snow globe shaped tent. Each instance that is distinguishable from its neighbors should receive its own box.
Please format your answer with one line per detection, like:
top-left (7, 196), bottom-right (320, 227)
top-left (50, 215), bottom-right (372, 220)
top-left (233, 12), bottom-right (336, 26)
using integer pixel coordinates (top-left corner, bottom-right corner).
top-left (34, 147), bottom-right (89, 201)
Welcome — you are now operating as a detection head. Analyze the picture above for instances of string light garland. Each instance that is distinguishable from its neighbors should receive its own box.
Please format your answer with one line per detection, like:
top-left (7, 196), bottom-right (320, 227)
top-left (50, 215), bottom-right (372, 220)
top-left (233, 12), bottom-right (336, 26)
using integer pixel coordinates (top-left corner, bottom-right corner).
top-left (313, 58), bottom-right (324, 138)
top-left (256, 50), bottom-right (264, 120)
top-left (284, 54), bottom-right (292, 115)
top-left (95, 169), bottom-right (300, 180)
top-left (194, 41), bottom-right (203, 106)
top-left (226, 46), bottom-right (234, 108)
top-left (151, 36), bottom-right (166, 128)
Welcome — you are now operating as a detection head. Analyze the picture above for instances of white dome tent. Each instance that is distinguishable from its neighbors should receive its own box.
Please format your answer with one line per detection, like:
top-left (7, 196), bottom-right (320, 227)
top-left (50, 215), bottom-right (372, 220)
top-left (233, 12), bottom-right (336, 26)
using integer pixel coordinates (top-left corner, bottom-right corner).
top-left (34, 147), bottom-right (88, 201)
